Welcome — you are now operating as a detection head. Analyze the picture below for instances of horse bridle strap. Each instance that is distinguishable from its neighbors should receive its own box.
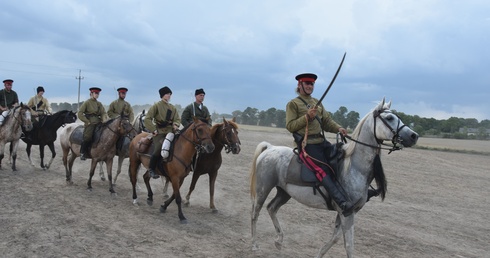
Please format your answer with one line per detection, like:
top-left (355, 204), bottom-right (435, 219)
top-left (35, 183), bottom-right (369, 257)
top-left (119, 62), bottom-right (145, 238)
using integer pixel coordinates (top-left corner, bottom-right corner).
top-left (180, 122), bottom-right (211, 151)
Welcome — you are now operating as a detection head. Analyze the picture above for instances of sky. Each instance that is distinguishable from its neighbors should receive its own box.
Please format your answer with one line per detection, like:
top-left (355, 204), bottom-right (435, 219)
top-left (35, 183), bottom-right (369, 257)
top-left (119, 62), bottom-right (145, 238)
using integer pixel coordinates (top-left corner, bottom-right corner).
top-left (1, 0), bottom-right (489, 121)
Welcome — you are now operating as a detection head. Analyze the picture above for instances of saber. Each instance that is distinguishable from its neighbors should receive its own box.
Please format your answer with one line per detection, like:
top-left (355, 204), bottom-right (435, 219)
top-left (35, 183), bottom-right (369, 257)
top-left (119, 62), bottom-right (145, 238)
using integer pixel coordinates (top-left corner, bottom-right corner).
top-left (315, 52), bottom-right (347, 108)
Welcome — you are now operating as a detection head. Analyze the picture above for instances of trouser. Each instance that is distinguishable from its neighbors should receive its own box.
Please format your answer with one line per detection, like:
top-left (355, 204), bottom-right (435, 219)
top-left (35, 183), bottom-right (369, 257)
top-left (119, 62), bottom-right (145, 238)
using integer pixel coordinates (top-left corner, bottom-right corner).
top-left (80, 124), bottom-right (97, 155)
top-left (149, 134), bottom-right (165, 170)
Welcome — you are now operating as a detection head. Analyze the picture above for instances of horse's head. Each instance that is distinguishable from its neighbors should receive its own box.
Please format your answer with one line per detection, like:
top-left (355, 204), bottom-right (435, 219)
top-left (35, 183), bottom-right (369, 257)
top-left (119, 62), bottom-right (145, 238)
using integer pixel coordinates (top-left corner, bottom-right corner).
top-left (372, 98), bottom-right (419, 148)
top-left (64, 110), bottom-right (78, 124)
top-left (188, 117), bottom-right (215, 154)
top-left (19, 103), bottom-right (33, 132)
top-left (118, 115), bottom-right (136, 137)
top-left (219, 117), bottom-right (241, 154)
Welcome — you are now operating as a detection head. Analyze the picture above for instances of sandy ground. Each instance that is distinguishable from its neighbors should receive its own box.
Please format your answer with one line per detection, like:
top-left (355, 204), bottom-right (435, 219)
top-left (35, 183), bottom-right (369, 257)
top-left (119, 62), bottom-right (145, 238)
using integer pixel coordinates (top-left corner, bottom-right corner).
top-left (0, 125), bottom-right (489, 258)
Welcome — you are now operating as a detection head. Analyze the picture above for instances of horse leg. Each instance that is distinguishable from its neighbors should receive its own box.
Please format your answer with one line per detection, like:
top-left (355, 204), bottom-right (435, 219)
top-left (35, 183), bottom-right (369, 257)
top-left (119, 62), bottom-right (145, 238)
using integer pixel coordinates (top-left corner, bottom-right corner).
top-left (112, 155), bottom-right (124, 185)
top-left (39, 144), bottom-right (45, 169)
top-left (183, 170), bottom-right (201, 207)
top-left (105, 159), bottom-right (115, 193)
top-left (26, 143), bottom-right (34, 167)
top-left (98, 161), bottom-right (106, 181)
top-left (267, 186), bottom-right (291, 250)
top-left (10, 141), bottom-right (19, 171)
top-left (340, 214), bottom-right (355, 257)
top-left (161, 177), bottom-right (170, 199)
top-left (316, 214), bottom-right (344, 258)
top-left (161, 179), bottom-right (187, 223)
top-left (143, 171), bottom-right (154, 205)
top-left (208, 170), bottom-right (219, 212)
top-left (45, 142), bottom-right (56, 169)
top-left (87, 160), bottom-right (98, 191)
top-left (129, 161), bottom-right (140, 205)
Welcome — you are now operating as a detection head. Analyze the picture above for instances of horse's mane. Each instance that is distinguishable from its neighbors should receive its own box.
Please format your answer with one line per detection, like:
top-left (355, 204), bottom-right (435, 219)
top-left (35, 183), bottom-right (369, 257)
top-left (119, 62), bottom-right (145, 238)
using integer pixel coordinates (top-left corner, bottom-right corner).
top-left (210, 119), bottom-right (239, 137)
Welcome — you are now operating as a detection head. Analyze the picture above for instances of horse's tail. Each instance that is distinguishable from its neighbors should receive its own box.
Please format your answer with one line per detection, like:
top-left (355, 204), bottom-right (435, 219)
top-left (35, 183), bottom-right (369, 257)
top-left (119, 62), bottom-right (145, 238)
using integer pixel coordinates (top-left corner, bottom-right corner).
top-left (373, 154), bottom-right (387, 200)
top-left (250, 141), bottom-right (272, 199)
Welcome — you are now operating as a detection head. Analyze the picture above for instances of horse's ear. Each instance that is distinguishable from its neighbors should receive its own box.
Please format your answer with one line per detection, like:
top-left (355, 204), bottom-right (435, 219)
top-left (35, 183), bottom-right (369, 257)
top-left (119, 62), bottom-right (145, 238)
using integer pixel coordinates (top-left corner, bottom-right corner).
top-left (385, 100), bottom-right (392, 109)
top-left (232, 117), bottom-right (236, 123)
top-left (376, 98), bottom-right (385, 111)
top-left (222, 116), bottom-right (227, 123)
top-left (142, 109), bottom-right (146, 115)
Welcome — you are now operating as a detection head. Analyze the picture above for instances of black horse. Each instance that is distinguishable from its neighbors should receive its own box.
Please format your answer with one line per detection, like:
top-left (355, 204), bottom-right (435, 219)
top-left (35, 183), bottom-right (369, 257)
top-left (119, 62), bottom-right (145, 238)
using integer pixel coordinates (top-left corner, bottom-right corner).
top-left (21, 110), bottom-right (77, 169)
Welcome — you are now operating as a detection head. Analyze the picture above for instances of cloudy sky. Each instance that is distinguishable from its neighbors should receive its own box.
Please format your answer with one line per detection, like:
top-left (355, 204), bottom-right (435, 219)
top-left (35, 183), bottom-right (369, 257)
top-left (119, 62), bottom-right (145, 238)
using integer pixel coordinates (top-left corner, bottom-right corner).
top-left (1, 1), bottom-right (489, 121)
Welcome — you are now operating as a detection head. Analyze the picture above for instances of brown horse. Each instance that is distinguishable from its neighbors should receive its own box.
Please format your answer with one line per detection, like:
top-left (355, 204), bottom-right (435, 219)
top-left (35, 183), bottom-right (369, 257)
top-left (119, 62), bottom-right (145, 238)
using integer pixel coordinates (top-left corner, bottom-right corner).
top-left (128, 117), bottom-right (215, 223)
top-left (0, 104), bottom-right (33, 171)
top-left (60, 115), bottom-right (134, 193)
top-left (181, 117), bottom-right (241, 212)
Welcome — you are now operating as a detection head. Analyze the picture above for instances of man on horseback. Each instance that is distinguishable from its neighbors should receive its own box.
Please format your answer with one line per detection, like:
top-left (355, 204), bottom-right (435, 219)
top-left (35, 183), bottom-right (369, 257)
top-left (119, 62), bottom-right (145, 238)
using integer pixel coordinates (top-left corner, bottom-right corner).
top-left (27, 86), bottom-right (52, 116)
top-left (107, 87), bottom-right (135, 152)
top-left (285, 73), bottom-right (354, 216)
top-left (144, 86), bottom-right (181, 179)
top-left (0, 79), bottom-right (19, 126)
top-left (181, 88), bottom-right (211, 127)
top-left (77, 87), bottom-right (108, 160)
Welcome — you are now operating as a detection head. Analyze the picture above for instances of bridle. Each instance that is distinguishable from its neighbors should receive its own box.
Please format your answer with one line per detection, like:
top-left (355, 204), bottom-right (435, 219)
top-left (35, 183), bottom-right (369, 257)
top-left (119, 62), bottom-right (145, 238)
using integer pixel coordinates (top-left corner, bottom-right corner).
top-left (343, 109), bottom-right (406, 153)
top-left (180, 121), bottom-right (212, 153)
top-left (220, 123), bottom-right (240, 153)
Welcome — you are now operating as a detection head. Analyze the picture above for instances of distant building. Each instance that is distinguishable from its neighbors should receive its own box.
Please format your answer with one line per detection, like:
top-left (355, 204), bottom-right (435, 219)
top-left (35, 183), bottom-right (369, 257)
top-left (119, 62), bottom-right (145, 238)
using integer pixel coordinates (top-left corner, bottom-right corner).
top-left (459, 127), bottom-right (490, 136)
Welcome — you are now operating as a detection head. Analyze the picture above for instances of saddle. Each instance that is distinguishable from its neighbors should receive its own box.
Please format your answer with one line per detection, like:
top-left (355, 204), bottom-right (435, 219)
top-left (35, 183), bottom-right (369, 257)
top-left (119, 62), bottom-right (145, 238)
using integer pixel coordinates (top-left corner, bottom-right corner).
top-left (136, 133), bottom-right (178, 163)
top-left (285, 143), bottom-right (344, 186)
top-left (69, 124), bottom-right (106, 146)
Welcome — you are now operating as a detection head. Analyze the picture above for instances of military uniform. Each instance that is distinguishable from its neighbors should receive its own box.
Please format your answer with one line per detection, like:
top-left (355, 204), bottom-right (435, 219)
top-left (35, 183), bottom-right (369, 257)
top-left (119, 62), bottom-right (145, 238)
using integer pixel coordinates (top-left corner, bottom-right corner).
top-left (107, 89), bottom-right (134, 122)
top-left (77, 87), bottom-right (107, 159)
top-left (285, 73), bottom-right (354, 216)
top-left (181, 102), bottom-right (211, 127)
top-left (0, 79), bottom-right (19, 126)
top-left (27, 95), bottom-right (51, 114)
top-left (145, 86), bottom-right (181, 178)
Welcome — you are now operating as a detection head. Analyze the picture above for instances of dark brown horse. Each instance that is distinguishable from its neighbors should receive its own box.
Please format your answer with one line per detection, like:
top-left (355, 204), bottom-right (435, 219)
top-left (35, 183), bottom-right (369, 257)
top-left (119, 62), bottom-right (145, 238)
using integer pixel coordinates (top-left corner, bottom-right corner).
top-left (21, 110), bottom-right (77, 169)
top-left (181, 117), bottom-right (241, 212)
top-left (128, 117), bottom-right (215, 223)
top-left (60, 115), bottom-right (134, 193)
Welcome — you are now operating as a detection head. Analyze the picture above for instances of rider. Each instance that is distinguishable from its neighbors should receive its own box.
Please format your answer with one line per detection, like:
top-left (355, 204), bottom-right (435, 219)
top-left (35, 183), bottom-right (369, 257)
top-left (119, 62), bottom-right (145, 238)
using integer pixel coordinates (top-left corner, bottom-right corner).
top-left (144, 86), bottom-right (181, 179)
top-left (0, 79), bottom-right (19, 126)
top-left (27, 86), bottom-right (52, 117)
top-left (107, 87), bottom-right (135, 151)
top-left (285, 73), bottom-right (354, 216)
top-left (181, 88), bottom-right (211, 127)
top-left (77, 87), bottom-right (108, 160)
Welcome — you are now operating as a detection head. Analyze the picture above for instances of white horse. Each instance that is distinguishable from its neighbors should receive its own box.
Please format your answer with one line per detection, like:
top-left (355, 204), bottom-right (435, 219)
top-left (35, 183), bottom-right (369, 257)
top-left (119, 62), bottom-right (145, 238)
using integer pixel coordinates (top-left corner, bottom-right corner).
top-left (0, 104), bottom-right (33, 171)
top-left (250, 98), bottom-right (419, 257)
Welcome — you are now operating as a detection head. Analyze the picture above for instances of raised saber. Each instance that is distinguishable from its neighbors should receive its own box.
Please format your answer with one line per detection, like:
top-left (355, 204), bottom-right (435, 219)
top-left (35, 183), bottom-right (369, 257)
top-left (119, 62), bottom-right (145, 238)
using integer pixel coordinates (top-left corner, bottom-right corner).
top-left (315, 52), bottom-right (347, 108)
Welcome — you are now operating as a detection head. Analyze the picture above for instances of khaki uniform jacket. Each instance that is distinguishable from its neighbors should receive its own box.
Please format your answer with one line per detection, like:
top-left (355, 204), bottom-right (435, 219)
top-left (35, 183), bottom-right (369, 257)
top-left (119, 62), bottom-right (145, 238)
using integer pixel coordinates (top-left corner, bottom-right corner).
top-left (181, 102), bottom-right (211, 127)
top-left (144, 100), bottom-right (181, 134)
top-left (107, 98), bottom-right (134, 122)
top-left (0, 89), bottom-right (19, 109)
top-left (286, 95), bottom-right (341, 144)
top-left (27, 95), bottom-right (52, 114)
top-left (78, 98), bottom-right (107, 125)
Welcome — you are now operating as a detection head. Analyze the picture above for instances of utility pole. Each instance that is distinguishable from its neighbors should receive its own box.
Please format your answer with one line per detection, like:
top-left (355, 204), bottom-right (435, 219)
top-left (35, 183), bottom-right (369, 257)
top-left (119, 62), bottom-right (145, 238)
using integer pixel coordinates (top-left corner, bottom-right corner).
top-left (75, 69), bottom-right (84, 112)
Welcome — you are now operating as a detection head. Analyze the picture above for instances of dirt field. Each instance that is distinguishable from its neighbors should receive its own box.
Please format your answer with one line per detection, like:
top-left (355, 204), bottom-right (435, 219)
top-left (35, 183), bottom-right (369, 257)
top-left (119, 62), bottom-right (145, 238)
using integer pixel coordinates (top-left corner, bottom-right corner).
top-left (0, 125), bottom-right (489, 258)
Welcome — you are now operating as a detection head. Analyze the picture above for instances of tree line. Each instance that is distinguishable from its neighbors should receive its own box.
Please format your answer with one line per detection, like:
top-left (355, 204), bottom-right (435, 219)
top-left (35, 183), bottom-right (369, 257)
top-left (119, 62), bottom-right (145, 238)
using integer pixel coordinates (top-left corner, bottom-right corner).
top-left (51, 102), bottom-right (490, 140)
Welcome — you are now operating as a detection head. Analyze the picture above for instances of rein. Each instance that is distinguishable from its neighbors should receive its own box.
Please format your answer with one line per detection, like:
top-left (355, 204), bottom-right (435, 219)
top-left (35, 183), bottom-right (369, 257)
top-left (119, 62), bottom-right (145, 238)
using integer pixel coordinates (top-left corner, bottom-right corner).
top-left (220, 123), bottom-right (240, 153)
top-left (173, 122), bottom-right (211, 169)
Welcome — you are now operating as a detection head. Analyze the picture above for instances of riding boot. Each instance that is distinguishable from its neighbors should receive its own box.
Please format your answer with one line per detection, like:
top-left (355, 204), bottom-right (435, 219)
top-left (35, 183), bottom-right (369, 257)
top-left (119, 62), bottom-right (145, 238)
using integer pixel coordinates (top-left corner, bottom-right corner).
top-left (321, 174), bottom-right (355, 216)
top-left (366, 189), bottom-right (380, 203)
top-left (148, 154), bottom-right (160, 179)
top-left (80, 141), bottom-right (89, 160)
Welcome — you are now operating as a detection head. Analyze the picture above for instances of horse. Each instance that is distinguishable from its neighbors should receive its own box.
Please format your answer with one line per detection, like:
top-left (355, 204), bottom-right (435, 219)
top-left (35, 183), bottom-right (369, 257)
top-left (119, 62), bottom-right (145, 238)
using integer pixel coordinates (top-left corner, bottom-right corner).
top-left (97, 109), bottom-right (145, 183)
top-left (250, 98), bottom-right (419, 257)
top-left (128, 117), bottom-right (215, 223)
top-left (180, 117), bottom-right (241, 212)
top-left (21, 110), bottom-right (77, 169)
top-left (0, 104), bottom-right (33, 171)
top-left (59, 115), bottom-right (134, 193)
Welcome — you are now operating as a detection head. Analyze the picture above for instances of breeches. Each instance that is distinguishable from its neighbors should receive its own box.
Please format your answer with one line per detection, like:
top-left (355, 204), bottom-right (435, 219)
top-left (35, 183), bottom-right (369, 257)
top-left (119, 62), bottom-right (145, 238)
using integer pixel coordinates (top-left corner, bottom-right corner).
top-left (151, 134), bottom-right (165, 156)
top-left (83, 124), bottom-right (97, 142)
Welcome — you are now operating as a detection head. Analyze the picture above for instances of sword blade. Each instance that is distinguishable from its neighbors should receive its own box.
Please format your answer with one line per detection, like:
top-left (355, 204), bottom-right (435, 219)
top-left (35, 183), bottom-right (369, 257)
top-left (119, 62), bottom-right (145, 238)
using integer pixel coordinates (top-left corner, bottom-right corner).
top-left (315, 52), bottom-right (347, 108)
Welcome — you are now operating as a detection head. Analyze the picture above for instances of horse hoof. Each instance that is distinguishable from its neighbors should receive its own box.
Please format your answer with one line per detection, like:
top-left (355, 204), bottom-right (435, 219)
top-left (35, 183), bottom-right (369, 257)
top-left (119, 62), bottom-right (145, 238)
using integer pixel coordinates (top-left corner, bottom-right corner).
top-left (211, 208), bottom-right (218, 214)
top-left (132, 199), bottom-right (139, 205)
top-left (180, 219), bottom-right (188, 224)
top-left (274, 241), bottom-right (282, 250)
top-left (163, 194), bottom-right (170, 199)
top-left (159, 205), bottom-right (167, 213)
top-left (183, 201), bottom-right (190, 207)
top-left (87, 188), bottom-right (93, 192)
top-left (100, 177), bottom-right (106, 181)
top-left (66, 181), bottom-right (74, 186)
top-left (252, 244), bottom-right (260, 251)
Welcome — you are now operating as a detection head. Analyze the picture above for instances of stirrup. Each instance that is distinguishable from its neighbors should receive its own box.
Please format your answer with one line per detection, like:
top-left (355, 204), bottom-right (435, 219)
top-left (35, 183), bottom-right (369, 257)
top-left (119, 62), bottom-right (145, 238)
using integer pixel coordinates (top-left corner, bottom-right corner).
top-left (149, 169), bottom-right (160, 179)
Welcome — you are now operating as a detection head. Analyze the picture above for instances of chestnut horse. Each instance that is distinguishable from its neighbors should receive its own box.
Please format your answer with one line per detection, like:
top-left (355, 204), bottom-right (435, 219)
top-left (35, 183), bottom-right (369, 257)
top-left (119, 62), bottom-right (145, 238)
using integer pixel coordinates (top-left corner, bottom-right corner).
top-left (180, 117), bottom-right (241, 212)
top-left (60, 115), bottom-right (134, 193)
top-left (128, 117), bottom-right (215, 223)
top-left (0, 104), bottom-right (33, 171)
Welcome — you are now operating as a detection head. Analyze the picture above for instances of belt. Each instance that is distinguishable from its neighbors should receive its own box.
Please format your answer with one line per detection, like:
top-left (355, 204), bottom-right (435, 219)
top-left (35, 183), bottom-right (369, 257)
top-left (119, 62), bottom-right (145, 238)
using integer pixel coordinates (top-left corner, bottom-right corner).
top-left (307, 133), bottom-right (323, 139)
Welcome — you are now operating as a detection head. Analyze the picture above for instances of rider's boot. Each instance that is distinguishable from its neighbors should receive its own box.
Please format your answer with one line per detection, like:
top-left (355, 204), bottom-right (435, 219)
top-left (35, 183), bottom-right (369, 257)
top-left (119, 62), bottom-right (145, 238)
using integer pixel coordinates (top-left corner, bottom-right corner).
top-left (321, 174), bottom-right (355, 216)
top-left (148, 154), bottom-right (160, 179)
top-left (366, 189), bottom-right (380, 203)
top-left (80, 141), bottom-right (89, 161)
